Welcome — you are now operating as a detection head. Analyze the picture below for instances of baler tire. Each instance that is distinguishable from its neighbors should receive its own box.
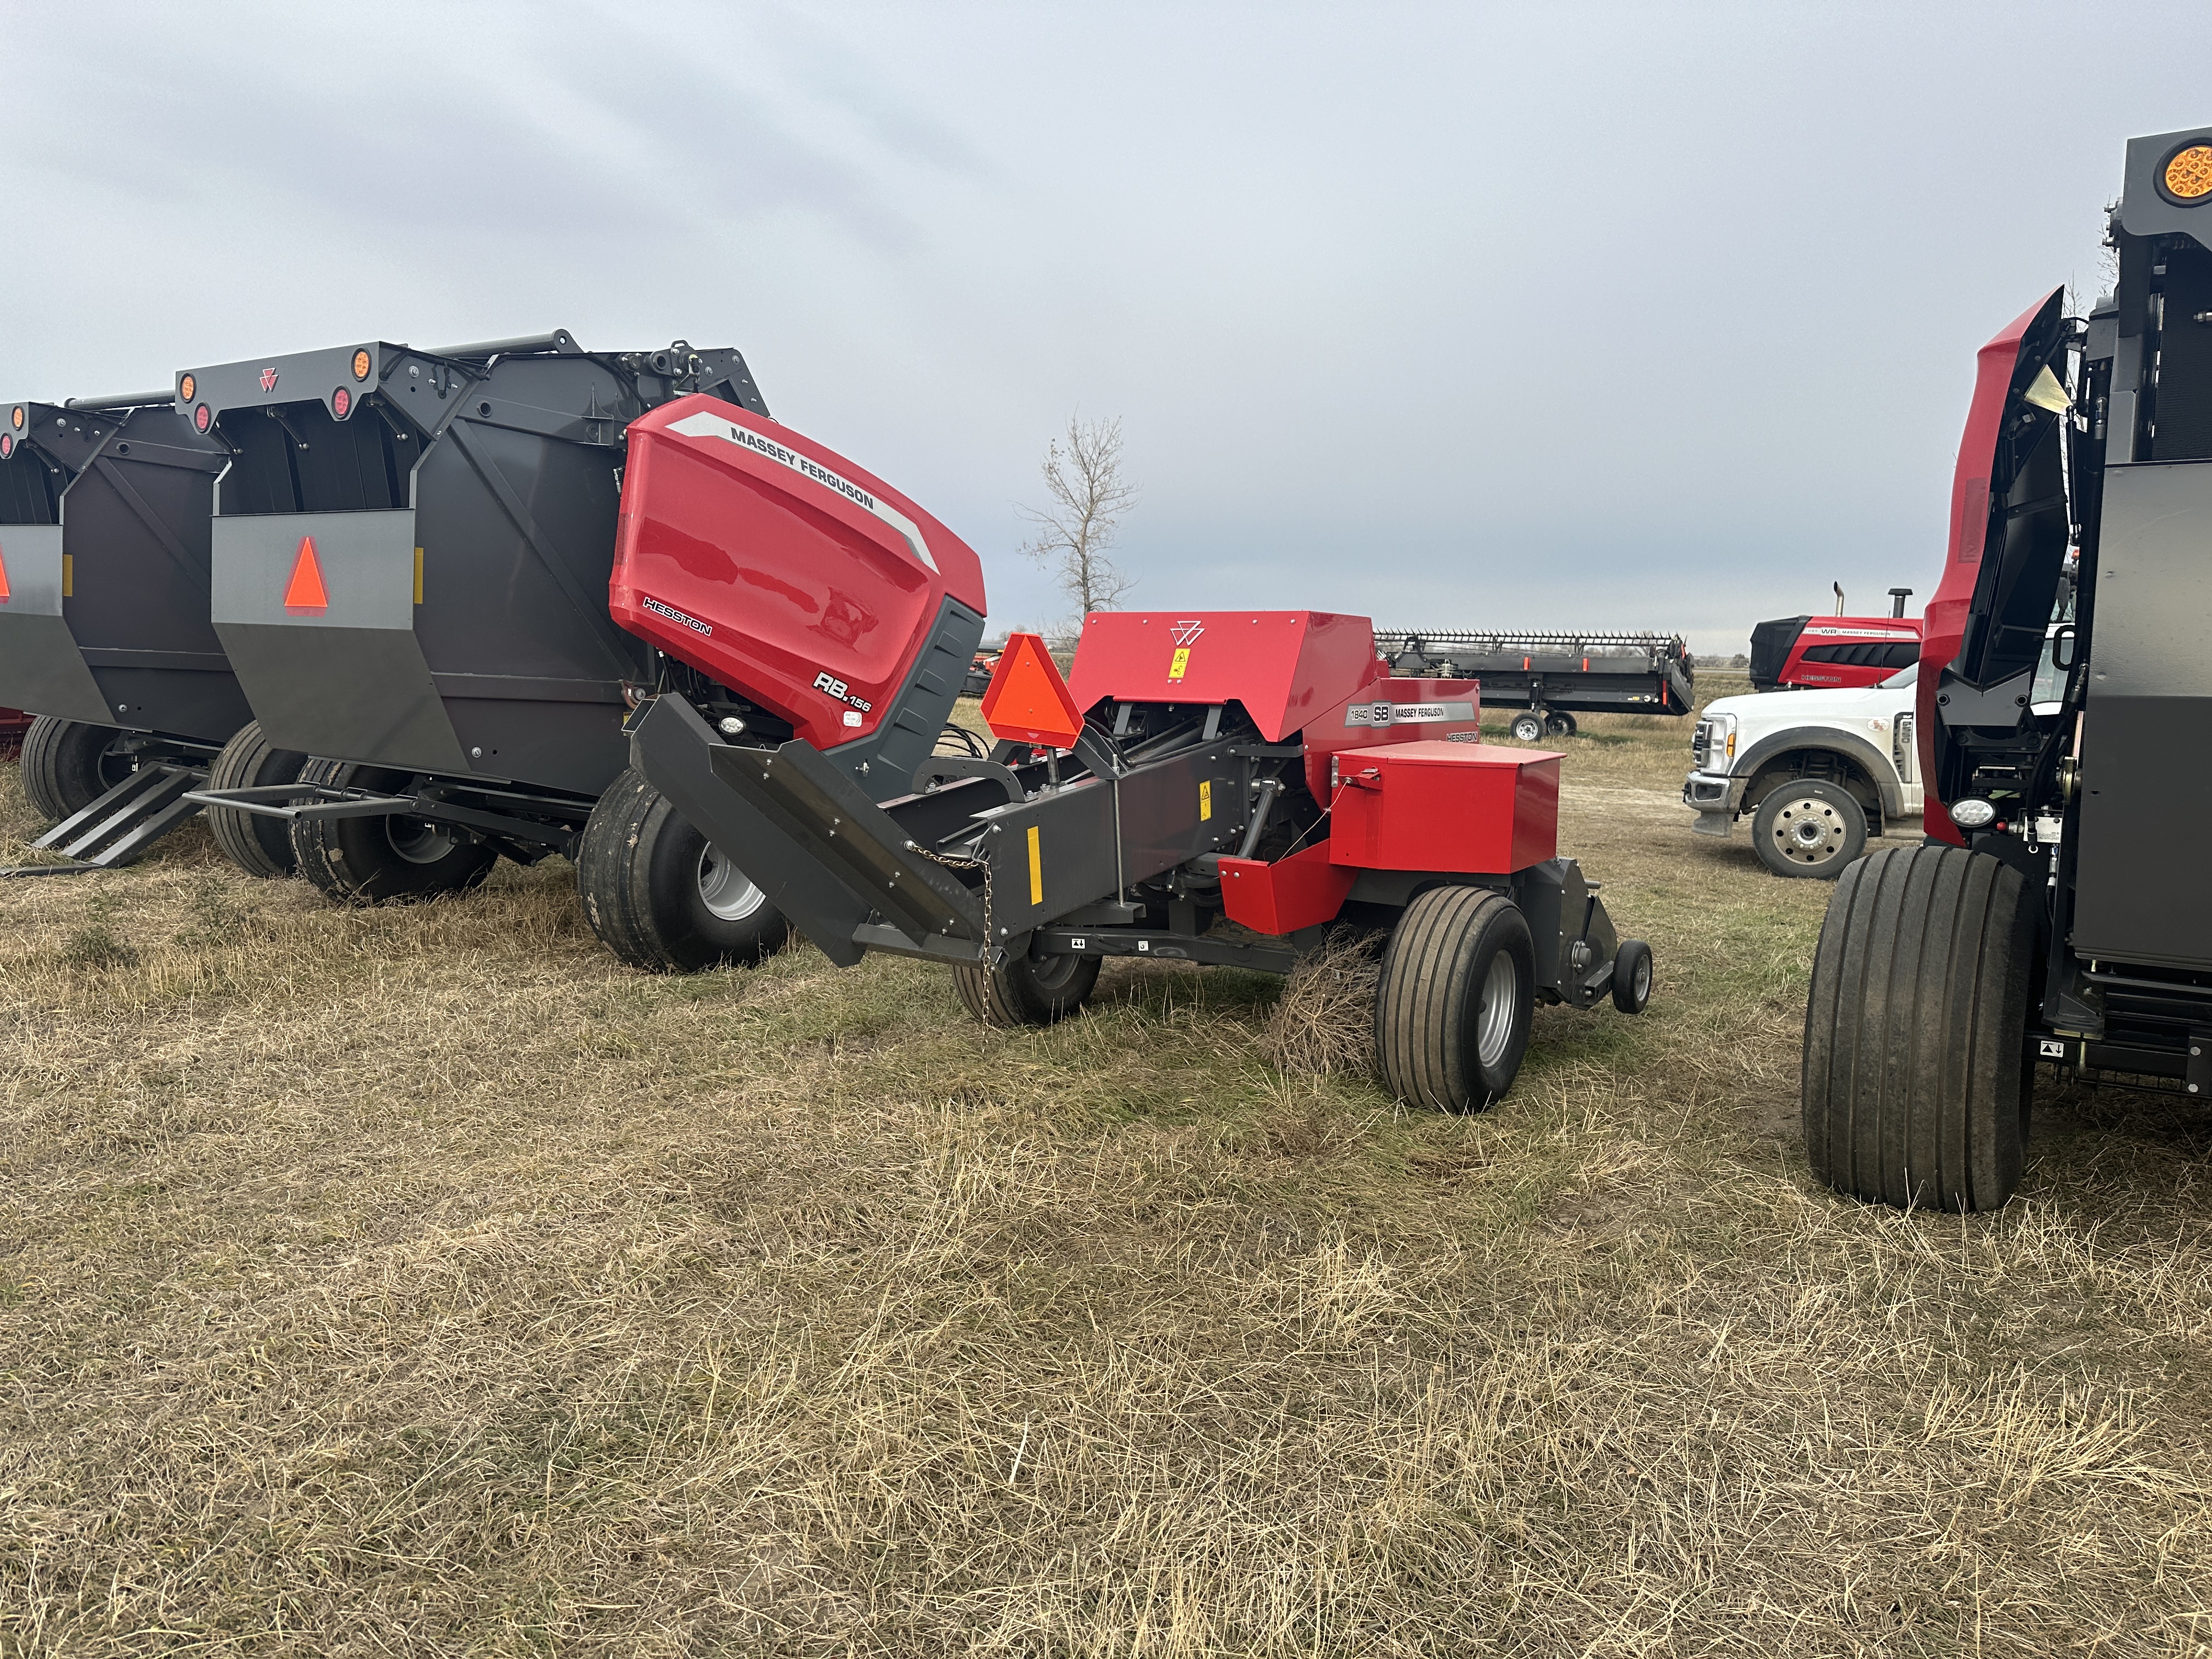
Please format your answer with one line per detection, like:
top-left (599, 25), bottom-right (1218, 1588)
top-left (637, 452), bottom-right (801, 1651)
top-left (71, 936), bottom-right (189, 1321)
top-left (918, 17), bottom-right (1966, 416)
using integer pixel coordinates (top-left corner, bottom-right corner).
top-left (1508, 713), bottom-right (1545, 744)
top-left (289, 758), bottom-right (497, 904)
top-left (1752, 779), bottom-right (1866, 879)
top-left (1374, 885), bottom-right (1535, 1111)
top-left (1801, 844), bottom-right (2035, 1212)
top-left (953, 946), bottom-right (1102, 1028)
top-left (1611, 938), bottom-right (1654, 1014)
top-left (21, 716), bottom-right (133, 821)
top-left (203, 720), bottom-right (311, 879)
top-left (575, 769), bottom-right (792, 973)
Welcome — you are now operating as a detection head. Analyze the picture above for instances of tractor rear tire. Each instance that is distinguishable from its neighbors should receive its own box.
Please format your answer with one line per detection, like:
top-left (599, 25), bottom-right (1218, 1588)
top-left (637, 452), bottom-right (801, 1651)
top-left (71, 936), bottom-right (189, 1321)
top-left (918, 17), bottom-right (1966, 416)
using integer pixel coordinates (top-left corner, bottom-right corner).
top-left (1802, 845), bottom-right (2036, 1212)
top-left (21, 716), bottom-right (133, 821)
top-left (953, 945), bottom-right (1102, 1028)
top-left (1753, 779), bottom-right (1866, 879)
top-left (1375, 885), bottom-right (1535, 1110)
top-left (203, 720), bottom-right (311, 879)
top-left (575, 768), bottom-right (792, 972)
top-left (1509, 712), bottom-right (1545, 744)
top-left (289, 758), bottom-right (498, 904)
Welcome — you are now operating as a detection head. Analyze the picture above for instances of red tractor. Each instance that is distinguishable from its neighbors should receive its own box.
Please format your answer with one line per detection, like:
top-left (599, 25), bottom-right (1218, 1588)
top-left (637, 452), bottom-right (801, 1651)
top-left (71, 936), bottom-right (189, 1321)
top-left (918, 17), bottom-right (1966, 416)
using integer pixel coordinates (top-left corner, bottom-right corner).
top-left (599, 400), bottom-right (1653, 1107)
top-left (1804, 125), bottom-right (2212, 1209)
top-left (1748, 592), bottom-right (1921, 691)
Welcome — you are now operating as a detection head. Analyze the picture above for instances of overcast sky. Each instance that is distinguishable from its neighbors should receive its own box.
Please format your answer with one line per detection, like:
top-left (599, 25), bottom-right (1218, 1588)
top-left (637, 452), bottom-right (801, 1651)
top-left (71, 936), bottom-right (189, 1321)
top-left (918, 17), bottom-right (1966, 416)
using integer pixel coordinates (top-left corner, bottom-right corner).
top-left (5, 2), bottom-right (2208, 652)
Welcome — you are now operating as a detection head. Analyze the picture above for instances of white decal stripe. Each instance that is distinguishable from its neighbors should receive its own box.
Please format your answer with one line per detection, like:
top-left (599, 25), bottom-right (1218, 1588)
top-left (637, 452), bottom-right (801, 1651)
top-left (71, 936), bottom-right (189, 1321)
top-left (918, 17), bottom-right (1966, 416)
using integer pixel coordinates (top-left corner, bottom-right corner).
top-left (669, 411), bottom-right (938, 573)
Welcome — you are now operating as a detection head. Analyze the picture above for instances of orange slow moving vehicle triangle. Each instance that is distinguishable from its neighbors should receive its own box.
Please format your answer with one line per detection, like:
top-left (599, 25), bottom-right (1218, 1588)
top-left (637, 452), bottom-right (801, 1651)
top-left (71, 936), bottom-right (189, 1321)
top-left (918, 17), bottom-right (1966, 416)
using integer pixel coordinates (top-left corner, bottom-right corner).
top-left (0, 539), bottom-right (11, 603)
top-left (283, 535), bottom-right (329, 614)
top-left (979, 630), bottom-right (1085, 748)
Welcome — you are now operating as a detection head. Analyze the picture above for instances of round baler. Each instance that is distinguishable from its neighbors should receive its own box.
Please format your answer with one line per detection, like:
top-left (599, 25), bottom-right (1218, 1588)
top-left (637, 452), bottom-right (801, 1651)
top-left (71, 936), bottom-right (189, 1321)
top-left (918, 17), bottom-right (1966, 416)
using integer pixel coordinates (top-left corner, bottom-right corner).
top-left (180, 332), bottom-right (810, 969)
top-left (0, 390), bottom-right (307, 872)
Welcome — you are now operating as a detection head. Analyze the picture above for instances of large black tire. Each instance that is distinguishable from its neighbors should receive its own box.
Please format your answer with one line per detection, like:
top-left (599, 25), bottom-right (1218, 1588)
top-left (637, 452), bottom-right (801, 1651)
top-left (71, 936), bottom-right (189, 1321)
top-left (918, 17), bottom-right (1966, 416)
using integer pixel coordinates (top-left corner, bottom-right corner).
top-left (289, 758), bottom-right (498, 904)
top-left (1752, 778), bottom-right (1867, 879)
top-left (1802, 844), bottom-right (2036, 1212)
top-left (575, 768), bottom-right (792, 972)
top-left (20, 716), bottom-right (133, 821)
top-left (953, 944), bottom-right (1102, 1027)
top-left (202, 720), bottom-right (311, 879)
top-left (1375, 886), bottom-right (1536, 1110)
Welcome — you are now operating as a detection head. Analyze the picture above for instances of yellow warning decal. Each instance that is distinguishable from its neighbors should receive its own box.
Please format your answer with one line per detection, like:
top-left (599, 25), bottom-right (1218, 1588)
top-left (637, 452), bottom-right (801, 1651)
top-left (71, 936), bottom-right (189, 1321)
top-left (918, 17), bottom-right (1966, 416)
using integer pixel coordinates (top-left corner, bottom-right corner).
top-left (414, 546), bottom-right (425, 605)
top-left (61, 554), bottom-right (72, 599)
top-left (1169, 647), bottom-right (1190, 681)
top-left (1199, 780), bottom-right (1212, 820)
top-left (1026, 824), bottom-right (1043, 905)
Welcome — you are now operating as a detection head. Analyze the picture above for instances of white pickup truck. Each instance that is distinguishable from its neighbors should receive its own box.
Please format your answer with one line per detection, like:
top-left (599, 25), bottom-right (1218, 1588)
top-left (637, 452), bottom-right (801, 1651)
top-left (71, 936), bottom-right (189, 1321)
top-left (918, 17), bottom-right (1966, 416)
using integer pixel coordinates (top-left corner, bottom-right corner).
top-left (1682, 665), bottom-right (1922, 877)
top-left (1685, 642), bottom-right (2067, 877)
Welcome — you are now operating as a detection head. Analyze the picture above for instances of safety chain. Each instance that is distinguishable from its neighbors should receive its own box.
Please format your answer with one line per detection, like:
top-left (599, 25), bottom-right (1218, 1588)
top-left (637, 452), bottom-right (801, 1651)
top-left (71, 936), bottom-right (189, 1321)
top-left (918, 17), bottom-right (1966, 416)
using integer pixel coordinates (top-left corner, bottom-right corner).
top-left (905, 839), bottom-right (998, 965)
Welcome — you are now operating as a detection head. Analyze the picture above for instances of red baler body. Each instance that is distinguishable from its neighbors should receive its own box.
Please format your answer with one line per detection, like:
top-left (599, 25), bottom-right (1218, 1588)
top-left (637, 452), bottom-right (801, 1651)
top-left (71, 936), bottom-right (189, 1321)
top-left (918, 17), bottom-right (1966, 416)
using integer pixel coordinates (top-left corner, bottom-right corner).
top-left (612, 395), bottom-right (986, 752)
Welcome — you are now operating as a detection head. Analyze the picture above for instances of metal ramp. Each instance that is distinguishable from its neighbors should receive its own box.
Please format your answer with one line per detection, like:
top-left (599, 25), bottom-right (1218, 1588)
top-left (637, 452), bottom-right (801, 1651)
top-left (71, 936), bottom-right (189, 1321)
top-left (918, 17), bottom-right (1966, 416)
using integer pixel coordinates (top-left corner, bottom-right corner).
top-left (1, 765), bottom-right (206, 877)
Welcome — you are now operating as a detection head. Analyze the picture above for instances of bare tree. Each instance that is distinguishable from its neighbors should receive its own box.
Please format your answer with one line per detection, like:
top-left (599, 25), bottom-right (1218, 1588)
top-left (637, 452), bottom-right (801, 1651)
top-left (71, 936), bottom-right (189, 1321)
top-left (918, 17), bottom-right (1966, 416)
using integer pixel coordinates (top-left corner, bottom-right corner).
top-left (1017, 414), bottom-right (1138, 634)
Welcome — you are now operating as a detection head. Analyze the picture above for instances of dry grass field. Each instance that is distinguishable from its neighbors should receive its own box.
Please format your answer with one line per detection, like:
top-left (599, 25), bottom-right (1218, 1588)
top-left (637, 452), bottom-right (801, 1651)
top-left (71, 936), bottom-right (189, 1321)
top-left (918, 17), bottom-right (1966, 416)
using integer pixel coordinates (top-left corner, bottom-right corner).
top-left (4, 685), bottom-right (2212, 1655)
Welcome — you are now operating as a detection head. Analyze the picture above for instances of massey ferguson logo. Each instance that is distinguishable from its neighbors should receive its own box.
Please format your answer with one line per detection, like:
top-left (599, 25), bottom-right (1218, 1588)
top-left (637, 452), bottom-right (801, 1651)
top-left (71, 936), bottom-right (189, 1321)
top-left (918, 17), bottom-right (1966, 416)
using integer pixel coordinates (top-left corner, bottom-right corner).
top-left (1170, 619), bottom-right (1205, 646)
top-left (259, 368), bottom-right (279, 393)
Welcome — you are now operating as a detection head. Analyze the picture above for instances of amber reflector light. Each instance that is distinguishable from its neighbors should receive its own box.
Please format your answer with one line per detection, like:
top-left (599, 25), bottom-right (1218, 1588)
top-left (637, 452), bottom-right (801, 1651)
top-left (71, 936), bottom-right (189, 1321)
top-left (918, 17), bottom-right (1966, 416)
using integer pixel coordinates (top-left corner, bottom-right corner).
top-left (2166, 145), bottom-right (2212, 201)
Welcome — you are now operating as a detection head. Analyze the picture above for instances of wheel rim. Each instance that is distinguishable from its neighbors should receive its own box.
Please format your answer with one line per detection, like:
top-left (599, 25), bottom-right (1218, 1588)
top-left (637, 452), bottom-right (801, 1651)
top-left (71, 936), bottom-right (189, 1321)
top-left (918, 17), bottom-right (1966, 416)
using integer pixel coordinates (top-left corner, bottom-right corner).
top-left (1632, 953), bottom-right (1652, 1003)
top-left (1513, 718), bottom-right (1541, 741)
top-left (97, 740), bottom-right (135, 792)
top-left (1025, 951), bottom-right (1090, 993)
top-left (386, 817), bottom-right (459, 865)
top-left (697, 845), bottom-right (767, 921)
top-left (1770, 796), bottom-right (1847, 866)
top-left (1474, 950), bottom-right (1520, 1069)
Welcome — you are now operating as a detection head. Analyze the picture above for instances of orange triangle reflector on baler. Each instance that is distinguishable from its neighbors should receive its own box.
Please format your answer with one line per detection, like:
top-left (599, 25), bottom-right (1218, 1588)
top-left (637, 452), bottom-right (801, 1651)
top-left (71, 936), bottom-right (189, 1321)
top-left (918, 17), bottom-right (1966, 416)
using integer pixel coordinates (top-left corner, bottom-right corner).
top-left (283, 535), bottom-right (329, 614)
top-left (980, 631), bottom-right (1085, 748)
top-left (0, 540), bottom-right (11, 604)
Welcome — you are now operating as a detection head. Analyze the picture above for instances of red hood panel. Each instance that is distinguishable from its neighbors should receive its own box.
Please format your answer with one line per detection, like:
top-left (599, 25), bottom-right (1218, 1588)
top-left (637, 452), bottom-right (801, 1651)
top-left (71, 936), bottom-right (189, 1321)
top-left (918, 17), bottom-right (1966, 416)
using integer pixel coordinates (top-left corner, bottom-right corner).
top-left (611, 396), bottom-right (986, 749)
top-left (1917, 289), bottom-right (2063, 842)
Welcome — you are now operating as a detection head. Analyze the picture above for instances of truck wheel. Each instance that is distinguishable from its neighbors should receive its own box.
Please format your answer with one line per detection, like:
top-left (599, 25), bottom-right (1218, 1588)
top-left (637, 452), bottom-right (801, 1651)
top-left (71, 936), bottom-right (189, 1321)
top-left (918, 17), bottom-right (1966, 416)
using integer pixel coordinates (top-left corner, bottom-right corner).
top-left (202, 720), bottom-right (310, 878)
top-left (1752, 780), bottom-right (1866, 878)
top-left (1375, 885), bottom-right (1535, 1110)
top-left (1544, 711), bottom-right (1578, 738)
top-left (1611, 938), bottom-right (1654, 1013)
top-left (953, 945), bottom-right (1101, 1028)
top-left (1802, 845), bottom-right (2035, 1211)
top-left (20, 716), bottom-right (133, 821)
top-left (290, 758), bottom-right (498, 904)
top-left (575, 769), bottom-right (792, 972)
top-left (1509, 712), bottom-right (1545, 743)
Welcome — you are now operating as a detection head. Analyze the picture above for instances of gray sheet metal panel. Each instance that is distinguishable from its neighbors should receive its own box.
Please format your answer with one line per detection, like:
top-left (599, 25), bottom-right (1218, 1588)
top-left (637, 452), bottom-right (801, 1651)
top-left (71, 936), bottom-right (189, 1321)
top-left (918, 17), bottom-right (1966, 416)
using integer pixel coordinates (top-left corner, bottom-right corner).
top-left (0, 524), bottom-right (111, 722)
top-left (217, 623), bottom-right (468, 773)
top-left (976, 746), bottom-right (1244, 929)
top-left (2074, 460), bottom-right (2212, 970)
top-left (211, 507), bottom-right (470, 773)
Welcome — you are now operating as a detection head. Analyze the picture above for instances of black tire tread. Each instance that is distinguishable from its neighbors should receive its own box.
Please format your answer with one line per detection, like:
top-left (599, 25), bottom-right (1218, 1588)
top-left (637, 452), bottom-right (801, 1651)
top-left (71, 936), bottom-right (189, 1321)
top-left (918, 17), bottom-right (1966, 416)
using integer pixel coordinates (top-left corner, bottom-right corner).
top-left (290, 757), bottom-right (497, 904)
top-left (204, 720), bottom-right (309, 879)
top-left (575, 768), bottom-right (792, 973)
top-left (952, 949), bottom-right (1102, 1028)
top-left (1802, 844), bottom-right (2033, 1211)
top-left (1375, 886), bottom-right (1530, 1110)
top-left (21, 716), bottom-right (123, 822)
